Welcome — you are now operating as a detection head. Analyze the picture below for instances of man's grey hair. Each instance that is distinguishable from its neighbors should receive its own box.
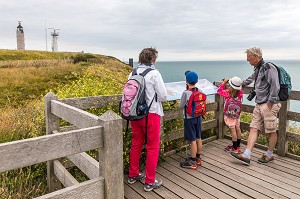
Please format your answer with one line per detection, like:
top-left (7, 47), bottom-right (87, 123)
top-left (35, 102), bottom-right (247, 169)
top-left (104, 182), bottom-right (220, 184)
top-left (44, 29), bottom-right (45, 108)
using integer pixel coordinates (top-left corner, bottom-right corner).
top-left (245, 47), bottom-right (262, 57)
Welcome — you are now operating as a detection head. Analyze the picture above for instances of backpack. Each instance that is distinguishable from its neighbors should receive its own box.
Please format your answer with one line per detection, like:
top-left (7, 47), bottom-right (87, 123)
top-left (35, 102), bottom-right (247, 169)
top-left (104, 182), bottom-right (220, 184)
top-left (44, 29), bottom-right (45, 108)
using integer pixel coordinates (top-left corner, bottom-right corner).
top-left (120, 67), bottom-right (155, 120)
top-left (224, 97), bottom-right (242, 119)
top-left (267, 62), bottom-right (292, 101)
top-left (185, 88), bottom-right (207, 117)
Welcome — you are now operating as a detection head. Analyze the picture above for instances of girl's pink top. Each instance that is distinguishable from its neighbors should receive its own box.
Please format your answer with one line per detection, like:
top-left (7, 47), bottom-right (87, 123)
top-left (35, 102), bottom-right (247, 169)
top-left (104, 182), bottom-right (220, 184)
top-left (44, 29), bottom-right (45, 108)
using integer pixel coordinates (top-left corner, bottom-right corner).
top-left (217, 83), bottom-right (243, 100)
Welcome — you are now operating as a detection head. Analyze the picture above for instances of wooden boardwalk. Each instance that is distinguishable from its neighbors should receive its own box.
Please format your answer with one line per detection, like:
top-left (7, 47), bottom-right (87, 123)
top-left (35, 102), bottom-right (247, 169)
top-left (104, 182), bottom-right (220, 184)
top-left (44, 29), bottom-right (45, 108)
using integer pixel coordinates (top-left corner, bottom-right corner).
top-left (124, 139), bottom-right (300, 199)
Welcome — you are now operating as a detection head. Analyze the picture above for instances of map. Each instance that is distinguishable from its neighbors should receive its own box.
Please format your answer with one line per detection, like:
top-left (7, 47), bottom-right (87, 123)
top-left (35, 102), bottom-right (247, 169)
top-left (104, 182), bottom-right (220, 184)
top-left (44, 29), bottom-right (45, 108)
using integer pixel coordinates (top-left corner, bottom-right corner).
top-left (165, 79), bottom-right (218, 101)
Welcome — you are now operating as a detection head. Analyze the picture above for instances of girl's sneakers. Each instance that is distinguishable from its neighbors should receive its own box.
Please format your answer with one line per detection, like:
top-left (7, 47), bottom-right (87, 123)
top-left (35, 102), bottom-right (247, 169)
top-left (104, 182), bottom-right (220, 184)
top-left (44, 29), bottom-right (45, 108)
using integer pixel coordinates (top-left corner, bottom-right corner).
top-left (224, 145), bottom-right (240, 153)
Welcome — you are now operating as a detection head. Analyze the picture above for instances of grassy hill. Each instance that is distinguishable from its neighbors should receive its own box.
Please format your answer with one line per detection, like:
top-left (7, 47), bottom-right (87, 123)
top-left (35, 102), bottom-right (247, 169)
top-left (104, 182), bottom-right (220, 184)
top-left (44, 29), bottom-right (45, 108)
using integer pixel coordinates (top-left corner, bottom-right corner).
top-left (0, 49), bottom-right (132, 198)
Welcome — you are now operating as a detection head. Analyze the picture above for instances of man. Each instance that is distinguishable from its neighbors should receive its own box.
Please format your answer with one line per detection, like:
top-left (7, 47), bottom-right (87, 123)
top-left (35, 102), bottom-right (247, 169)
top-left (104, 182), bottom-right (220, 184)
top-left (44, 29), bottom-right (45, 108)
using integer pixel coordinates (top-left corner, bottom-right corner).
top-left (230, 47), bottom-right (281, 165)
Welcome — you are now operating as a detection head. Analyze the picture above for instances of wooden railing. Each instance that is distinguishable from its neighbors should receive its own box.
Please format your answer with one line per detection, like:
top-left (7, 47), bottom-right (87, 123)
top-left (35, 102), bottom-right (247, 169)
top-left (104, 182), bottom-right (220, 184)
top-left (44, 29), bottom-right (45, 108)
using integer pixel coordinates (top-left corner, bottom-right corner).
top-left (1, 84), bottom-right (300, 198)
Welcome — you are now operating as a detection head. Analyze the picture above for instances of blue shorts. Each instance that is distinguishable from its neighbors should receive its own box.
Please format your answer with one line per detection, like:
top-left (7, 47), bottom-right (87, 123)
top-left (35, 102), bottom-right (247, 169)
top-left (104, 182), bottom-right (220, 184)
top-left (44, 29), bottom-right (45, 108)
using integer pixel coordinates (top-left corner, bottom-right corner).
top-left (184, 116), bottom-right (202, 142)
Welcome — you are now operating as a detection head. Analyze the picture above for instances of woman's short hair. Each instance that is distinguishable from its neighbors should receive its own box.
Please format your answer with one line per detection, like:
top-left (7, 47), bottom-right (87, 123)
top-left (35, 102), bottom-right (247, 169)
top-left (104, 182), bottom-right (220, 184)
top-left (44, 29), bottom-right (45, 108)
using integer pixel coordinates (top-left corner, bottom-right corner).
top-left (138, 47), bottom-right (158, 65)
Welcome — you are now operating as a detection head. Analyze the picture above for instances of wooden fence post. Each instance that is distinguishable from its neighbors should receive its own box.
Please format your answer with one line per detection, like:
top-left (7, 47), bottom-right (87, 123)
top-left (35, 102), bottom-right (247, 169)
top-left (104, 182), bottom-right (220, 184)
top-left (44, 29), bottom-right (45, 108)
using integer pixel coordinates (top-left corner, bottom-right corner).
top-left (277, 100), bottom-right (290, 156)
top-left (44, 92), bottom-right (63, 192)
top-left (98, 110), bottom-right (124, 199)
top-left (215, 94), bottom-right (225, 139)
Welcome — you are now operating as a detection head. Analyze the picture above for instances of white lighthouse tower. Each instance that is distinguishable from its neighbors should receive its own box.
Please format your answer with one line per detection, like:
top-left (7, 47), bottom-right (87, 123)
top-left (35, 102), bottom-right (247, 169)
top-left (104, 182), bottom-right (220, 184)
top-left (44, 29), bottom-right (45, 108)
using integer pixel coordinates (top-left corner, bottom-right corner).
top-left (16, 21), bottom-right (25, 50)
top-left (49, 28), bottom-right (60, 52)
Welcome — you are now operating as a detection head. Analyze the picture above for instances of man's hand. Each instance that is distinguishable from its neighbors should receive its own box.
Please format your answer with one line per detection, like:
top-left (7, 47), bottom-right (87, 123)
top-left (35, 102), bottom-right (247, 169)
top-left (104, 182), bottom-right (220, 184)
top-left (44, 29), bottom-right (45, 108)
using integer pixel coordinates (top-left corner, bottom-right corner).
top-left (267, 102), bottom-right (273, 110)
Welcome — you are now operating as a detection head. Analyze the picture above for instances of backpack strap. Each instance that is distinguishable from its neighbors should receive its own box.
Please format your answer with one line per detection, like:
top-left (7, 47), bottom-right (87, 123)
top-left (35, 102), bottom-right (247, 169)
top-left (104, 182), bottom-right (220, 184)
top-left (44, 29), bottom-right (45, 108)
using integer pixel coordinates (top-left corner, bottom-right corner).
top-left (140, 67), bottom-right (154, 76)
top-left (132, 68), bottom-right (138, 76)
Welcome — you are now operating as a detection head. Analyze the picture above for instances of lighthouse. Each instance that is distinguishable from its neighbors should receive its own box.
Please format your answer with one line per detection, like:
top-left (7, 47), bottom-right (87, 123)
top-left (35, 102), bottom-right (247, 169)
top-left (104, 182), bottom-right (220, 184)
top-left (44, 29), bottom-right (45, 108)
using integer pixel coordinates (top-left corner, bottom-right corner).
top-left (16, 21), bottom-right (25, 50)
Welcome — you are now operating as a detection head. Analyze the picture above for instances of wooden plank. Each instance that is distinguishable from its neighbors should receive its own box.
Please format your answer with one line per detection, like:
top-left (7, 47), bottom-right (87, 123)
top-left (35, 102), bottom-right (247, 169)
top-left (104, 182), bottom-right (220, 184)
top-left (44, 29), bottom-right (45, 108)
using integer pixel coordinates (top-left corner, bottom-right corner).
top-left (241, 104), bottom-right (255, 114)
top-left (98, 110), bottom-right (124, 199)
top-left (203, 144), bottom-right (299, 198)
top-left (163, 157), bottom-right (249, 199)
top-left (287, 131), bottom-right (300, 144)
top-left (124, 183), bottom-right (143, 199)
top-left (197, 148), bottom-right (288, 199)
top-left (156, 166), bottom-right (215, 199)
top-left (51, 100), bottom-right (100, 128)
top-left (53, 160), bottom-right (79, 187)
top-left (44, 92), bottom-right (62, 191)
top-left (35, 177), bottom-right (104, 199)
top-left (67, 153), bottom-right (99, 179)
top-left (289, 90), bottom-right (300, 101)
top-left (210, 140), bottom-right (300, 183)
top-left (163, 135), bottom-right (217, 157)
top-left (0, 126), bottom-right (103, 172)
top-left (287, 111), bottom-right (300, 122)
top-left (277, 100), bottom-right (289, 156)
top-left (173, 153), bottom-right (270, 199)
top-left (58, 94), bottom-right (122, 110)
top-left (163, 102), bottom-right (217, 121)
top-left (215, 94), bottom-right (225, 138)
top-left (52, 130), bottom-right (99, 179)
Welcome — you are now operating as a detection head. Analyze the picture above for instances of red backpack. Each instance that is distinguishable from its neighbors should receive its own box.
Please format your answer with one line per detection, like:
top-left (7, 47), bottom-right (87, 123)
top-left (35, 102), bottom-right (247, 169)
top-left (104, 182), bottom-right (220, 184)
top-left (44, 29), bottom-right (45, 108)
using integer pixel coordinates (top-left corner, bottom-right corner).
top-left (186, 88), bottom-right (207, 117)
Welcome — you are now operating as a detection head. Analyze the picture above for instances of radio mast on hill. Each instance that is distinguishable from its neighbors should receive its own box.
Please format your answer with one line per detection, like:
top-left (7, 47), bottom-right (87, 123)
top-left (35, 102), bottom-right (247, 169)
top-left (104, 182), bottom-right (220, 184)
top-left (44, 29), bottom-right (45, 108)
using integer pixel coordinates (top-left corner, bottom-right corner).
top-left (16, 21), bottom-right (25, 50)
top-left (48, 28), bottom-right (60, 52)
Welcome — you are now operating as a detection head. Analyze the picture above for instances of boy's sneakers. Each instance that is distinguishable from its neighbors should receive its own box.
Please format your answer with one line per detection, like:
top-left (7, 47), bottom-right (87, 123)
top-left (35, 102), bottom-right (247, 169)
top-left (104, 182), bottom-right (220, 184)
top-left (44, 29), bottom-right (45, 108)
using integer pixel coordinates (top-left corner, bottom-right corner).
top-left (230, 152), bottom-right (250, 165)
top-left (224, 145), bottom-right (240, 153)
top-left (258, 154), bottom-right (274, 164)
top-left (144, 179), bottom-right (162, 192)
top-left (180, 158), bottom-right (198, 169)
top-left (196, 157), bottom-right (202, 166)
top-left (127, 172), bottom-right (145, 184)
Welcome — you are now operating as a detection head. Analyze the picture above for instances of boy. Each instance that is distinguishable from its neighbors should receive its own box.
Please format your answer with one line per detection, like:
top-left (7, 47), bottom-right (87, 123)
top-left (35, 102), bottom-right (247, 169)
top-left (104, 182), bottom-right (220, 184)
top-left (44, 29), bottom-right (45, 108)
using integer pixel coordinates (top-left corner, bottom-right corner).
top-left (178, 71), bottom-right (203, 169)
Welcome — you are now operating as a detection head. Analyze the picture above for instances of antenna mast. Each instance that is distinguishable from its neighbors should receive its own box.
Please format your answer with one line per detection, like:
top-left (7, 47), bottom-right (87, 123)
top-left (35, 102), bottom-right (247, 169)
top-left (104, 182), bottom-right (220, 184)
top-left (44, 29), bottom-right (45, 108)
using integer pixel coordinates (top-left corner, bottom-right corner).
top-left (48, 28), bottom-right (60, 52)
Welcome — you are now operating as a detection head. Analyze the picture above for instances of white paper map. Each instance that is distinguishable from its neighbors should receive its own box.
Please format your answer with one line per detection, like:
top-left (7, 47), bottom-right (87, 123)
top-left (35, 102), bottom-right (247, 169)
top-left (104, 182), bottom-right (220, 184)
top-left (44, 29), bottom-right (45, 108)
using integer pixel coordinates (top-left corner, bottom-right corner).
top-left (165, 79), bottom-right (218, 101)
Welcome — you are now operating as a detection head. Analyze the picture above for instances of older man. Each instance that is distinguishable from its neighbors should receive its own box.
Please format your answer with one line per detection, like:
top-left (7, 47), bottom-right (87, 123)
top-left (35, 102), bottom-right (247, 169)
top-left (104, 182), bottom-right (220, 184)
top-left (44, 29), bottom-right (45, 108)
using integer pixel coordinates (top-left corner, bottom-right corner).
top-left (230, 47), bottom-right (281, 165)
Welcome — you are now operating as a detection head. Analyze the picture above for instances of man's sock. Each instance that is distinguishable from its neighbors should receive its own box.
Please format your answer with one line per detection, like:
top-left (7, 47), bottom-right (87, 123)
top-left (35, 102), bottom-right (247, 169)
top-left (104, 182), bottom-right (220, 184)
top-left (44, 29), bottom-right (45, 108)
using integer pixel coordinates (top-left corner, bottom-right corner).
top-left (242, 149), bottom-right (252, 159)
top-left (266, 150), bottom-right (273, 158)
top-left (196, 153), bottom-right (201, 158)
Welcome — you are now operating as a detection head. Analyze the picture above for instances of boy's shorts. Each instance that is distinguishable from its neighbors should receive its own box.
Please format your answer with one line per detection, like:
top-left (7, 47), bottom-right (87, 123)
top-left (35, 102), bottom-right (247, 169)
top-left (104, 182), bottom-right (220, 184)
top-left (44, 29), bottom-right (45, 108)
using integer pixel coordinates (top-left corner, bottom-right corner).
top-left (250, 103), bottom-right (281, 133)
top-left (184, 117), bottom-right (202, 142)
top-left (224, 115), bottom-right (240, 128)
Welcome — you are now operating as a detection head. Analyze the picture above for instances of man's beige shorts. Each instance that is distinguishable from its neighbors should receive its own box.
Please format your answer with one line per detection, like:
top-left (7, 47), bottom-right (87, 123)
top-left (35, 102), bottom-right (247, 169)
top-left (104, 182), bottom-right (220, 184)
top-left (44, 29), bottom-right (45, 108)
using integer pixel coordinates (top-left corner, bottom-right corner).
top-left (250, 103), bottom-right (281, 133)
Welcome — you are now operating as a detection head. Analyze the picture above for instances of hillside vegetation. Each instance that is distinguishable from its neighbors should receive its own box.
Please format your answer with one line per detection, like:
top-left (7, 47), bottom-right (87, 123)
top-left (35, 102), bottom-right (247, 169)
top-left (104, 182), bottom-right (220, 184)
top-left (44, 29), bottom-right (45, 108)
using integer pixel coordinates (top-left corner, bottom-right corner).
top-left (0, 49), bottom-right (132, 198)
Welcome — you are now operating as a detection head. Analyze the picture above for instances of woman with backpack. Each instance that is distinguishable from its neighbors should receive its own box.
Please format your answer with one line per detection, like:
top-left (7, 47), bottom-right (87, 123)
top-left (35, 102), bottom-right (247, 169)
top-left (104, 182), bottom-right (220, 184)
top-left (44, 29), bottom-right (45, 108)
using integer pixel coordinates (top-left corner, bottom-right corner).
top-left (217, 77), bottom-right (243, 153)
top-left (126, 47), bottom-right (167, 192)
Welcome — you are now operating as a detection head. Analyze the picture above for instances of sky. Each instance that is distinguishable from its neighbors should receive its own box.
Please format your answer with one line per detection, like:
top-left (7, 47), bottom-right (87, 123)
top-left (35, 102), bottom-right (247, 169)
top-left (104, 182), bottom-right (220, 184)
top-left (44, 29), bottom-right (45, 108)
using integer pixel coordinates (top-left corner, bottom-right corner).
top-left (1, 0), bottom-right (300, 61)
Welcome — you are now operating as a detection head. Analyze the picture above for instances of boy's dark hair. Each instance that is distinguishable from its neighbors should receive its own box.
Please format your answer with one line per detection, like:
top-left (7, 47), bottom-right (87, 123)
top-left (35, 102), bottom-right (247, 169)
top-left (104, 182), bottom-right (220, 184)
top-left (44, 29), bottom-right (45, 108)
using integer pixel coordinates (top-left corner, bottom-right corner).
top-left (138, 47), bottom-right (158, 65)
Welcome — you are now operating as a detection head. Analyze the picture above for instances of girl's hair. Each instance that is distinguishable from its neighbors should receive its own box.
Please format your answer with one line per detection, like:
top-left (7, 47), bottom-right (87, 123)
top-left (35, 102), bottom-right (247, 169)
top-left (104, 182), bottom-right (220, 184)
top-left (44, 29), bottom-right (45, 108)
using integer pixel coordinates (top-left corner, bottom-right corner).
top-left (229, 86), bottom-right (240, 98)
top-left (138, 47), bottom-right (158, 65)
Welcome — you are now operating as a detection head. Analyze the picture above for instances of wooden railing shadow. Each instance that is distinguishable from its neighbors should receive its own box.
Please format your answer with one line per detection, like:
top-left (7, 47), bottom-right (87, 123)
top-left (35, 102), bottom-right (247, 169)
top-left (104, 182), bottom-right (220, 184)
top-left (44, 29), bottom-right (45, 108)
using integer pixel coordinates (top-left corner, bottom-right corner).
top-left (1, 83), bottom-right (300, 198)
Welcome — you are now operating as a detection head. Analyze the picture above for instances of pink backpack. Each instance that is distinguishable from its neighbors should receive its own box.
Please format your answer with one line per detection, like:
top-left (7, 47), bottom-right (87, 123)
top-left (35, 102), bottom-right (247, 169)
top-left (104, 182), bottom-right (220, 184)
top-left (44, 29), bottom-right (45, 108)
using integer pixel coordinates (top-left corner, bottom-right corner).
top-left (120, 68), bottom-right (154, 120)
top-left (224, 97), bottom-right (242, 119)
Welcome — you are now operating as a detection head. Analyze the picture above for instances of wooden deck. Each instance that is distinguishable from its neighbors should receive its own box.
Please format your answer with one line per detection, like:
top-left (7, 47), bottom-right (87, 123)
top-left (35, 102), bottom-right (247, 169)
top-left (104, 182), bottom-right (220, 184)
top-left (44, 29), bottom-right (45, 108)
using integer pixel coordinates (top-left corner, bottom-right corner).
top-left (124, 139), bottom-right (300, 199)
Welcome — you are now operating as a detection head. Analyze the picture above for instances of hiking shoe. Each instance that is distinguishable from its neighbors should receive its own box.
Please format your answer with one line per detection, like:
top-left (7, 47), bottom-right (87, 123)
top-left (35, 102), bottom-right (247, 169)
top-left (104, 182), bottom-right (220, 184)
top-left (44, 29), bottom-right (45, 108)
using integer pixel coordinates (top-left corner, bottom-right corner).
top-left (258, 154), bottom-right (274, 164)
top-left (196, 157), bottom-right (202, 166)
top-left (180, 158), bottom-right (198, 169)
top-left (224, 145), bottom-right (239, 153)
top-left (144, 179), bottom-right (162, 192)
top-left (230, 152), bottom-right (250, 166)
top-left (128, 172), bottom-right (145, 184)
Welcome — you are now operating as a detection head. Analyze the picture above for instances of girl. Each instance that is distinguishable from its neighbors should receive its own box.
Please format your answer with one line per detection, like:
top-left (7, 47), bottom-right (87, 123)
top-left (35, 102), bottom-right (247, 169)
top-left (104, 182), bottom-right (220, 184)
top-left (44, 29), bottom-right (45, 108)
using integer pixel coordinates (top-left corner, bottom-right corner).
top-left (217, 77), bottom-right (243, 153)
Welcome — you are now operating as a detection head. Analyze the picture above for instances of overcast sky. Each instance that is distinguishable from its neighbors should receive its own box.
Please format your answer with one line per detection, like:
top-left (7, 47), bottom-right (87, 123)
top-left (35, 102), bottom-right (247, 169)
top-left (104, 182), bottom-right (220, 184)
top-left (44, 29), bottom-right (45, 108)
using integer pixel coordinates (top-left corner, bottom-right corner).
top-left (1, 0), bottom-right (300, 61)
